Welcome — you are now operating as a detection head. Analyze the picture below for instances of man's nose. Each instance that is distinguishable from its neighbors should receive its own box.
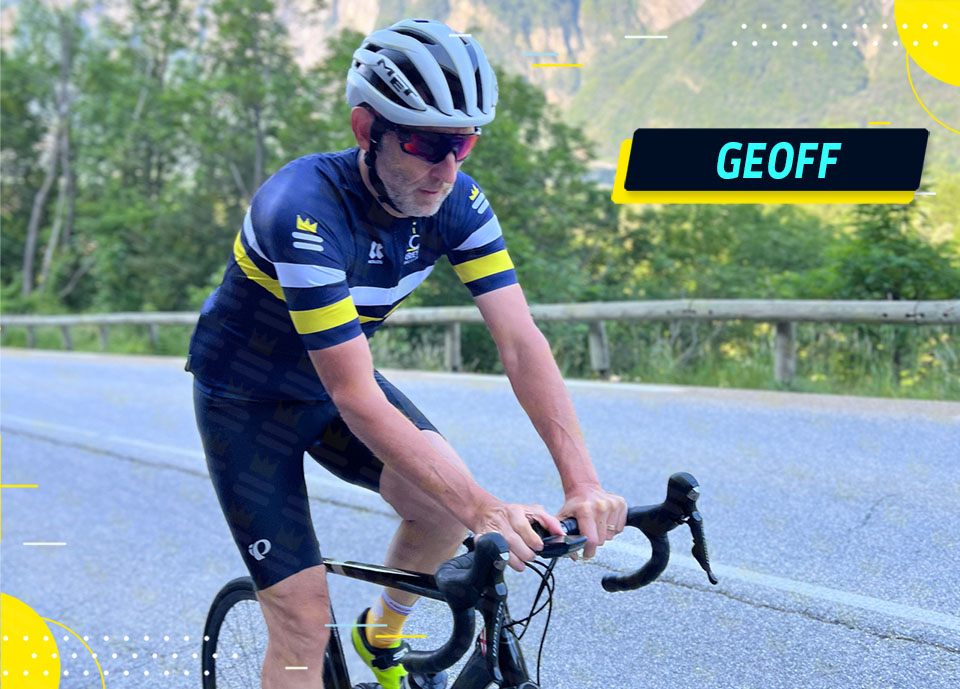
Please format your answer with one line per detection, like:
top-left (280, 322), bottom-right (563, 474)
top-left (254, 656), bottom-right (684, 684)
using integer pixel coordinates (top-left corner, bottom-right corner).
top-left (431, 151), bottom-right (459, 184)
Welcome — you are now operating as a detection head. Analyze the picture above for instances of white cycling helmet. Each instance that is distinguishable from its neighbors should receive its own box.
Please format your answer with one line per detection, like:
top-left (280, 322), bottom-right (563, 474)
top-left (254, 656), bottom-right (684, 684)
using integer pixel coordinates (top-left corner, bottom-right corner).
top-left (346, 18), bottom-right (498, 128)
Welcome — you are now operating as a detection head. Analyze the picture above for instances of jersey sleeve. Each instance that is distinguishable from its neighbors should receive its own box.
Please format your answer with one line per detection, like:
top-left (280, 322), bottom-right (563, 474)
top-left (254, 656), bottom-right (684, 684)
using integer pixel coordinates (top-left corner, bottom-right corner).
top-left (445, 176), bottom-right (518, 297)
top-left (247, 186), bottom-right (362, 351)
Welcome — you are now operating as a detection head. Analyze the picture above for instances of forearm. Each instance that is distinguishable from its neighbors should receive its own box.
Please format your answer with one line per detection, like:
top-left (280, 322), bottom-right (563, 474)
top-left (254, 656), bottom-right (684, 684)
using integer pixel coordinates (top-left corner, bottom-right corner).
top-left (335, 388), bottom-right (496, 526)
top-left (500, 327), bottom-right (600, 493)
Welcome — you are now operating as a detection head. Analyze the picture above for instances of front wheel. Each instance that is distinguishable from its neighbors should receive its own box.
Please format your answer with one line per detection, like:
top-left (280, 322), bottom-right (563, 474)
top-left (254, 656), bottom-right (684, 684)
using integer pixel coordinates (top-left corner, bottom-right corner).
top-left (201, 576), bottom-right (349, 689)
top-left (201, 577), bottom-right (267, 689)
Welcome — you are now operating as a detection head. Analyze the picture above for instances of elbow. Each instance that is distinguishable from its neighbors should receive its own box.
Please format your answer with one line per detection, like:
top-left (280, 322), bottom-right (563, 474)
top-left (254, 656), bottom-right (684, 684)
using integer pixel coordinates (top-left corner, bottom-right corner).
top-left (499, 322), bottom-right (549, 373)
top-left (327, 385), bottom-right (365, 421)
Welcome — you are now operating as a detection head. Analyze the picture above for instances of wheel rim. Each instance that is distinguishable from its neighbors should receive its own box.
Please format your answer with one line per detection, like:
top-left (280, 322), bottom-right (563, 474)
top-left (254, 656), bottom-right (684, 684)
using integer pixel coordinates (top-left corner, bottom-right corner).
top-left (209, 596), bottom-right (267, 688)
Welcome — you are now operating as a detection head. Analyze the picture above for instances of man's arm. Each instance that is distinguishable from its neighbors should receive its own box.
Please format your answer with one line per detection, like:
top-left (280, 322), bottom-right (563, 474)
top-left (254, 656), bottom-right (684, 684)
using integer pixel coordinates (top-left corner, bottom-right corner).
top-left (308, 333), bottom-right (562, 571)
top-left (474, 283), bottom-right (627, 558)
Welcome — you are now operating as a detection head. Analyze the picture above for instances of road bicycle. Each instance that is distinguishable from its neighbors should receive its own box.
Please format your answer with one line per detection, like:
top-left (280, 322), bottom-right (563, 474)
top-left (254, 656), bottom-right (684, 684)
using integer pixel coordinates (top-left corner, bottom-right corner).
top-left (200, 472), bottom-right (717, 688)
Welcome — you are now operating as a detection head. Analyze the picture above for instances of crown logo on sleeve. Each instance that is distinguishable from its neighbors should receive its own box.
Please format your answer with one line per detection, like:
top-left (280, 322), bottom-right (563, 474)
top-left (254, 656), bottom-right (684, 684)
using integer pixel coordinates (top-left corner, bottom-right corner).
top-left (296, 214), bottom-right (318, 233)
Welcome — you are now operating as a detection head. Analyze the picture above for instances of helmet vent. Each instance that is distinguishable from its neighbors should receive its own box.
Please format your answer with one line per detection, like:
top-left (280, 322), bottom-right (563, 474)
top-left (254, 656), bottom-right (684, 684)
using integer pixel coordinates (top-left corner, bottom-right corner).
top-left (393, 28), bottom-right (436, 46)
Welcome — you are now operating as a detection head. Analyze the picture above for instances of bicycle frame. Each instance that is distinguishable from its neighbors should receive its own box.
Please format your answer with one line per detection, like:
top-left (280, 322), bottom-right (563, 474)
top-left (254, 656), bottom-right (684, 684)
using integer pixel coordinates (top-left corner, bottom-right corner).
top-left (321, 557), bottom-right (538, 689)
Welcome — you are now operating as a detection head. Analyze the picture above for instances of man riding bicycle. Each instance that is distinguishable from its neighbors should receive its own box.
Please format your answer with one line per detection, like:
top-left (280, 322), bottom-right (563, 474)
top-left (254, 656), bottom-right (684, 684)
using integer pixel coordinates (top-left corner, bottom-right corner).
top-left (187, 18), bottom-right (627, 689)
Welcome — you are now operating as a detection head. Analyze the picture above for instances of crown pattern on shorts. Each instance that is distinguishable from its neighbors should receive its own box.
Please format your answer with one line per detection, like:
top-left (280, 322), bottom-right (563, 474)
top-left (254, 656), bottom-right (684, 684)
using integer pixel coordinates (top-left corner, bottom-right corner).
top-left (250, 453), bottom-right (280, 479)
top-left (227, 502), bottom-right (257, 530)
top-left (207, 432), bottom-right (231, 457)
top-left (226, 377), bottom-right (257, 399)
top-left (272, 402), bottom-right (305, 428)
top-left (275, 525), bottom-right (305, 551)
top-left (322, 423), bottom-right (352, 452)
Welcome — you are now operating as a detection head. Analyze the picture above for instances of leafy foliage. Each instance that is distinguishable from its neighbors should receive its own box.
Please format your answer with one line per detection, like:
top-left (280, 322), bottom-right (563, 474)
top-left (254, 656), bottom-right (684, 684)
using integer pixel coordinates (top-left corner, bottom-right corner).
top-left (1, 1), bottom-right (957, 399)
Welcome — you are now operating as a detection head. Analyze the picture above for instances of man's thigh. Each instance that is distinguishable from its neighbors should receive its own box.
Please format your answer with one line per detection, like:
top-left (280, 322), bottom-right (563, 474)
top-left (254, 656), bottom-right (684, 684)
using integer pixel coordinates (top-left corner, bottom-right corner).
top-left (194, 381), bottom-right (338, 591)
top-left (304, 369), bottom-right (444, 495)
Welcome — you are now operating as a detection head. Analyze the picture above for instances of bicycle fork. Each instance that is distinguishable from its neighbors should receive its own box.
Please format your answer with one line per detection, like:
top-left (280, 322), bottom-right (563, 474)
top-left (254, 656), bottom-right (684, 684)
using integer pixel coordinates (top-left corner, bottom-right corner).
top-left (450, 593), bottom-right (539, 689)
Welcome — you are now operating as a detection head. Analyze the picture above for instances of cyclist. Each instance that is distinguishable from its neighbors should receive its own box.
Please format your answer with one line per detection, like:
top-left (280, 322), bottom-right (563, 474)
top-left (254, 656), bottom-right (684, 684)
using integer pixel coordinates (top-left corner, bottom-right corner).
top-left (187, 17), bottom-right (627, 689)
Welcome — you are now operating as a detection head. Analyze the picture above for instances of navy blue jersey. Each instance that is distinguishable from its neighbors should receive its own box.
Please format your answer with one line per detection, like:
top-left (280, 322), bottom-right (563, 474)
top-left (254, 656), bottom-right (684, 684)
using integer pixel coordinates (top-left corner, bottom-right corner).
top-left (186, 147), bottom-right (516, 400)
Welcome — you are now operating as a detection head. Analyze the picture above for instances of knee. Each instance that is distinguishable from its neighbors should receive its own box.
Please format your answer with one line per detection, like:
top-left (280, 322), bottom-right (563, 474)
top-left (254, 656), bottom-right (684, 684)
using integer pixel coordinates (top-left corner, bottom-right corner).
top-left (408, 509), bottom-right (469, 545)
top-left (257, 569), bottom-right (331, 642)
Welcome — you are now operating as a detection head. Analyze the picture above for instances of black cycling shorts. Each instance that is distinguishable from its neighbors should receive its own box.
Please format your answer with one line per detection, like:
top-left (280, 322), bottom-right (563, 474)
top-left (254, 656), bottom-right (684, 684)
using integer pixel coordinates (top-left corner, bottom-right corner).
top-left (192, 371), bottom-right (439, 591)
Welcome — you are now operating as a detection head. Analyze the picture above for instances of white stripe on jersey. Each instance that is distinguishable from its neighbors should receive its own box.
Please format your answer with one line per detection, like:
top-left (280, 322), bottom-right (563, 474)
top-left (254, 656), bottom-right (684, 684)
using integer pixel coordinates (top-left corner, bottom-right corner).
top-left (292, 242), bottom-right (325, 253)
top-left (275, 263), bottom-right (346, 288)
top-left (452, 216), bottom-right (502, 252)
top-left (243, 207), bottom-right (269, 261)
top-left (471, 191), bottom-right (486, 210)
top-left (477, 198), bottom-right (490, 215)
top-left (350, 266), bottom-right (434, 306)
top-left (292, 232), bottom-right (324, 243)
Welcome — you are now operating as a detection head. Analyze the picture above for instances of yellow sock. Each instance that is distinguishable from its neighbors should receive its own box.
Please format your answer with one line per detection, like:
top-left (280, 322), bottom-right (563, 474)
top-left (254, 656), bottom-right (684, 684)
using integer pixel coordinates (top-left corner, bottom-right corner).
top-left (365, 592), bottom-right (415, 648)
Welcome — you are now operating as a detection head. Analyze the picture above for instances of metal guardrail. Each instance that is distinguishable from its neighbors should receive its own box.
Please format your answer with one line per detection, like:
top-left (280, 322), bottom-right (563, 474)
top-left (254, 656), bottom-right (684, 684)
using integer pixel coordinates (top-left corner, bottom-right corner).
top-left (2, 300), bottom-right (957, 383)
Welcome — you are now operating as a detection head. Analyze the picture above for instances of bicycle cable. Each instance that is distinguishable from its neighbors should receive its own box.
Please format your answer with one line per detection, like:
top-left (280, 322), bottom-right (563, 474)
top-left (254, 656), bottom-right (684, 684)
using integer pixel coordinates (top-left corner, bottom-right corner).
top-left (503, 557), bottom-right (558, 686)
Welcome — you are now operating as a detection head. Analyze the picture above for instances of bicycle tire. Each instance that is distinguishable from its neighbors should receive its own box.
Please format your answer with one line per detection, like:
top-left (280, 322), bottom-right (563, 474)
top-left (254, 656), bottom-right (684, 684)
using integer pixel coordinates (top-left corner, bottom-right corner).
top-left (202, 576), bottom-right (263, 689)
top-left (201, 576), bottom-right (349, 689)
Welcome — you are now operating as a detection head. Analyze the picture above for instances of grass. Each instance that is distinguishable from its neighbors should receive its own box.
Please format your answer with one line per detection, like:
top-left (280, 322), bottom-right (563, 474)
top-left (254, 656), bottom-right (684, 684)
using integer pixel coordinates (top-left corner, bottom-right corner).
top-left (2, 321), bottom-right (956, 401)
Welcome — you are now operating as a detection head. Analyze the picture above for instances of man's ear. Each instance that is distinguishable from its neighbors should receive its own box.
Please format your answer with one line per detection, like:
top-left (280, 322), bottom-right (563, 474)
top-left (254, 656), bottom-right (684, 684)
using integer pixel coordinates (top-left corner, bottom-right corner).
top-left (351, 106), bottom-right (374, 152)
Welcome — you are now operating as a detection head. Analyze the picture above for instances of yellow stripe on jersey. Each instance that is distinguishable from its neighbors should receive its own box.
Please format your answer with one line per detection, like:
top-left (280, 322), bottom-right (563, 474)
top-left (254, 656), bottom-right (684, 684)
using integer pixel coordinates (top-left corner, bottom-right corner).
top-left (357, 304), bottom-right (401, 324)
top-left (290, 295), bottom-right (359, 334)
top-left (452, 250), bottom-right (514, 284)
top-left (234, 232), bottom-right (285, 301)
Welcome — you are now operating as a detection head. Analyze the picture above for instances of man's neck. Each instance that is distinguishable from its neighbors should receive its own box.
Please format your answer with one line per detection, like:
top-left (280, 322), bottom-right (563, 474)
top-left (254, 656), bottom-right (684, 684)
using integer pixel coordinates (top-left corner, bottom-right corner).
top-left (357, 148), bottom-right (408, 219)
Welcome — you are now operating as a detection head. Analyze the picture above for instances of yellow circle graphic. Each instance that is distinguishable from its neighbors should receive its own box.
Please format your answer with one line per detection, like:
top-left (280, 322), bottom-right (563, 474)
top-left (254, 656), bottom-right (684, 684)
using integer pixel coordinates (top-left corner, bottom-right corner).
top-left (0, 592), bottom-right (61, 687)
top-left (895, 1), bottom-right (960, 86)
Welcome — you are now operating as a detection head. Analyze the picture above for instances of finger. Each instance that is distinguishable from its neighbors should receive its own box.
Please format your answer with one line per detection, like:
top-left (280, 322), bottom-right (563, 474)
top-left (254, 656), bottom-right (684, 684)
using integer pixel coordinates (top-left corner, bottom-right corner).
top-left (507, 551), bottom-right (526, 573)
top-left (612, 496), bottom-right (628, 533)
top-left (519, 515), bottom-right (545, 551)
top-left (505, 526), bottom-right (539, 565)
top-left (527, 505), bottom-right (565, 537)
top-left (580, 516), bottom-right (599, 560)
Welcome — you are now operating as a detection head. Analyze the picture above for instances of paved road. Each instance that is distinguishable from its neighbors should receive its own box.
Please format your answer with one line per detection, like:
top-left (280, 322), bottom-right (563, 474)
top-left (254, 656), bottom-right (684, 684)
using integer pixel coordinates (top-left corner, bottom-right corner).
top-left (2, 348), bottom-right (958, 688)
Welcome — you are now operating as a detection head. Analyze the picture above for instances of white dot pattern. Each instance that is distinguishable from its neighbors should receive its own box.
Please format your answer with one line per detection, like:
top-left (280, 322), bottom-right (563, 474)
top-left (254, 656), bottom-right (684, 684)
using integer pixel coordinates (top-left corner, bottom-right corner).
top-left (732, 18), bottom-right (947, 49)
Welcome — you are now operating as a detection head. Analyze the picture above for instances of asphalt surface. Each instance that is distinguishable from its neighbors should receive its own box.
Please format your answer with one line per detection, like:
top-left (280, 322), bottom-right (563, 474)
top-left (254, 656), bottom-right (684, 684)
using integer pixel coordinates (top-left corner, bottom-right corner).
top-left (1, 348), bottom-right (958, 688)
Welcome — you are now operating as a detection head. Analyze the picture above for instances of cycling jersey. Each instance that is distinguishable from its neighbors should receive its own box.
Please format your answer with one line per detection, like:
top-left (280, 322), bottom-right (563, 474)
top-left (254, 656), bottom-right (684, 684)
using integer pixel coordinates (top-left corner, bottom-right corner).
top-left (186, 147), bottom-right (516, 400)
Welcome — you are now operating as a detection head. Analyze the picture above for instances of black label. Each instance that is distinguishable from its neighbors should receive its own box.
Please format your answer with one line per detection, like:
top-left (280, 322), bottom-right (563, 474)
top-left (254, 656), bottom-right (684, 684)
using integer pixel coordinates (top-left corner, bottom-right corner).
top-left (623, 128), bottom-right (928, 191)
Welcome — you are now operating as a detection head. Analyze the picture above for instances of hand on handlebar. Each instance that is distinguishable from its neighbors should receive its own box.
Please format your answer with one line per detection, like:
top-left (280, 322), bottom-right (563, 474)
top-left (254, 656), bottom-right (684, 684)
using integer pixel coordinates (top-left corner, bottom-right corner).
top-left (471, 499), bottom-right (564, 572)
top-left (556, 484), bottom-right (628, 560)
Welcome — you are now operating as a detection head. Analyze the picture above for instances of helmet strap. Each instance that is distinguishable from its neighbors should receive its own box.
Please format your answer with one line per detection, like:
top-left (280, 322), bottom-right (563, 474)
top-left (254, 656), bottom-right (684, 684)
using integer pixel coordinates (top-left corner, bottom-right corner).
top-left (364, 117), bottom-right (405, 216)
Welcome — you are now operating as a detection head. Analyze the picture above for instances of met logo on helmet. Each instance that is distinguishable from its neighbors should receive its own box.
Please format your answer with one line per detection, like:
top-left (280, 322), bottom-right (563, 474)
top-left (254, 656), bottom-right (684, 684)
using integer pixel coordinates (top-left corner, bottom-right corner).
top-left (376, 58), bottom-right (414, 99)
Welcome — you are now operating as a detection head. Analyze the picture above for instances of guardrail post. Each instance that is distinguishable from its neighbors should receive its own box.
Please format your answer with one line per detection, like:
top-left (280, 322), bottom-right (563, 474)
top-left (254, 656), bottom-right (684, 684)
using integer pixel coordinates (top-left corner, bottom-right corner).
top-left (61, 326), bottom-right (73, 350)
top-left (444, 322), bottom-right (461, 372)
top-left (98, 325), bottom-right (110, 351)
top-left (774, 321), bottom-right (796, 384)
top-left (148, 323), bottom-right (159, 351)
top-left (27, 326), bottom-right (36, 348)
top-left (588, 320), bottom-right (611, 377)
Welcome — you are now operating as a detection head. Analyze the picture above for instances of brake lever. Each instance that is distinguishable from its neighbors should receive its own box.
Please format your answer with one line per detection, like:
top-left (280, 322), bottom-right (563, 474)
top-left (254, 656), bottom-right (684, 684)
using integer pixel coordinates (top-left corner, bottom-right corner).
top-left (601, 472), bottom-right (718, 591)
top-left (686, 500), bottom-right (718, 585)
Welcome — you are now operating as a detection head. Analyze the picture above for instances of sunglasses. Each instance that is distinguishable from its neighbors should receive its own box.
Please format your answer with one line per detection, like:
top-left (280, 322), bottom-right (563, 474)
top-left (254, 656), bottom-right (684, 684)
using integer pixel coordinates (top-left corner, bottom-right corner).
top-left (377, 118), bottom-right (481, 164)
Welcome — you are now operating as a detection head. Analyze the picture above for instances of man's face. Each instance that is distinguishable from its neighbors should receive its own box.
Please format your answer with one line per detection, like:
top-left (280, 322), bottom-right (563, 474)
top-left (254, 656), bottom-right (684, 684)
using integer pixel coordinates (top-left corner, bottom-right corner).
top-left (374, 124), bottom-right (474, 217)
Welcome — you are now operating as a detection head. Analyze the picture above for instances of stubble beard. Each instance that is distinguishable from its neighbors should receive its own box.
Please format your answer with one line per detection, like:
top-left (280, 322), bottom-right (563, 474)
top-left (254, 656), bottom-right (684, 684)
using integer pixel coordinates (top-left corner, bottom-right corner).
top-left (376, 146), bottom-right (454, 218)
